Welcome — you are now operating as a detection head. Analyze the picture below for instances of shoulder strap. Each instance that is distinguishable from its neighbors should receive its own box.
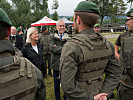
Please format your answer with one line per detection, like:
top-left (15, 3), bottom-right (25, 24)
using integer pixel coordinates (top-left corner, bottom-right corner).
top-left (0, 56), bottom-right (14, 67)
top-left (70, 34), bottom-right (109, 50)
top-left (0, 56), bottom-right (35, 78)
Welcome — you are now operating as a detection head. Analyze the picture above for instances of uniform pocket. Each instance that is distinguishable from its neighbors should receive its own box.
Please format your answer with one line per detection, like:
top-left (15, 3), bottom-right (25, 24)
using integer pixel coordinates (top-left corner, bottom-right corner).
top-left (123, 52), bottom-right (130, 68)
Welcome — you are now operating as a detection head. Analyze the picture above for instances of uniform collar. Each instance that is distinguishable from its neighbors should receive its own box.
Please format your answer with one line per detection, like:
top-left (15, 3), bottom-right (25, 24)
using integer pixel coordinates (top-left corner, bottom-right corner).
top-left (0, 40), bottom-right (15, 55)
top-left (79, 28), bottom-right (96, 36)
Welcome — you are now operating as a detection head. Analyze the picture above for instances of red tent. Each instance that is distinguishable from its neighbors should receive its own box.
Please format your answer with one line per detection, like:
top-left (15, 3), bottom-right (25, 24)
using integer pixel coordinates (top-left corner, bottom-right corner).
top-left (31, 16), bottom-right (57, 26)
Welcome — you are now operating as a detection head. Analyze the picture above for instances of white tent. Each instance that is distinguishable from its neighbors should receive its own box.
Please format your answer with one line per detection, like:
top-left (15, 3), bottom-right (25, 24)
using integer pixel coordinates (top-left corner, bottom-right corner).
top-left (62, 17), bottom-right (73, 25)
top-left (31, 16), bottom-right (57, 27)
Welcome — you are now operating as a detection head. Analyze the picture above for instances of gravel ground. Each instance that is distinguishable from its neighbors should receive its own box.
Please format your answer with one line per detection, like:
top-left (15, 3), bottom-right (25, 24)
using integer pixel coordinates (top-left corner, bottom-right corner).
top-left (104, 34), bottom-right (120, 39)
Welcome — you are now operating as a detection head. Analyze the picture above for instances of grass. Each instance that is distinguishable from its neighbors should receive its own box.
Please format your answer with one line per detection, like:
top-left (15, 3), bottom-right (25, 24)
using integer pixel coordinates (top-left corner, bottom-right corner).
top-left (44, 75), bottom-right (64, 100)
top-left (45, 33), bottom-right (118, 100)
top-left (101, 32), bottom-right (122, 35)
top-left (108, 38), bottom-right (117, 44)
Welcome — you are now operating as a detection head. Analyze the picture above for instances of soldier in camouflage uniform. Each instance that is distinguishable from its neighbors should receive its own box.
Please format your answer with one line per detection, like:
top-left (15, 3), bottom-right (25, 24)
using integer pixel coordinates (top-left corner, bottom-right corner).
top-left (115, 31), bottom-right (129, 61)
top-left (39, 26), bottom-right (52, 77)
top-left (0, 8), bottom-right (46, 100)
top-left (115, 8), bottom-right (133, 100)
top-left (94, 23), bottom-right (101, 34)
top-left (60, 1), bottom-right (121, 100)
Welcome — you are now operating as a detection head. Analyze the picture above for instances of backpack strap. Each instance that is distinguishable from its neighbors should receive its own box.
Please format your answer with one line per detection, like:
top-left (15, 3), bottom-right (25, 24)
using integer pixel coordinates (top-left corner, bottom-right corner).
top-left (14, 56), bottom-right (34, 77)
top-left (26, 59), bottom-right (33, 78)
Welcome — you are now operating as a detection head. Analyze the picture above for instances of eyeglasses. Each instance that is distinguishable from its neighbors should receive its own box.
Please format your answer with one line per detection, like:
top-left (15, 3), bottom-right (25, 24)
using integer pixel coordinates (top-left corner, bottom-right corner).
top-left (125, 18), bottom-right (133, 23)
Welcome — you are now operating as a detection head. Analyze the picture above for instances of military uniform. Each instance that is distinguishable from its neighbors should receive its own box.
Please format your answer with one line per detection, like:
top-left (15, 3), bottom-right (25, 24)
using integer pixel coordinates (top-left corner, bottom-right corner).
top-left (39, 30), bottom-right (52, 76)
top-left (115, 8), bottom-right (133, 100)
top-left (0, 8), bottom-right (46, 100)
top-left (116, 33), bottom-right (133, 100)
top-left (60, 1), bottom-right (121, 100)
top-left (115, 31), bottom-right (129, 48)
top-left (60, 29), bottom-right (121, 100)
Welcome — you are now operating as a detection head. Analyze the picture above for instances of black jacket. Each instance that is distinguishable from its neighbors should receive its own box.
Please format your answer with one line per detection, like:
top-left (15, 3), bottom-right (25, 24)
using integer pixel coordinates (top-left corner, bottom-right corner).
top-left (22, 43), bottom-right (45, 71)
top-left (9, 34), bottom-right (23, 50)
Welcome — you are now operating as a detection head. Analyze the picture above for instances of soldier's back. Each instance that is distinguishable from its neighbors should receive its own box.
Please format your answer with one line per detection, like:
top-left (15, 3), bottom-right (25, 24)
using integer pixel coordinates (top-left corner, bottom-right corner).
top-left (0, 56), bottom-right (38, 100)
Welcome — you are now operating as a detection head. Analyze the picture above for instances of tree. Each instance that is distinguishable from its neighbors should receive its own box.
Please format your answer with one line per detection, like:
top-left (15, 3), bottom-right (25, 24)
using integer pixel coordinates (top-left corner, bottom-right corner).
top-left (0, 0), bottom-right (13, 23)
top-left (52, 11), bottom-right (58, 20)
top-left (110, 0), bottom-right (127, 23)
top-left (52, 0), bottom-right (59, 20)
top-left (127, 0), bottom-right (133, 9)
top-left (87, 0), bottom-right (112, 25)
top-left (86, 0), bottom-right (127, 24)
top-left (30, 0), bottom-right (49, 23)
top-left (0, 0), bottom-right (49, 28)
top-left (10, 0), bottom-right (31, 27)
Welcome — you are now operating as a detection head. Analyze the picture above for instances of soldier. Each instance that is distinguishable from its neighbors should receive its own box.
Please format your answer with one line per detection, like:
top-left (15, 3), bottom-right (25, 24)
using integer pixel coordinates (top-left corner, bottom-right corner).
top-left (94, 23), bottom-right (101, 34)
top-left (59, 1), bottom-right (121, 100)
top-left (49, 19), bottom-right (69, 100)
top-left (17, 27), bottom-right (23, 35)
top-left (115, 8), bottom-right (133, 100)
top-left (39, 26), bottom-right (52, 77)
top-left (0, 8), bottom-right (46, 100)
top-left (115, 31), bottom-right (129, 61)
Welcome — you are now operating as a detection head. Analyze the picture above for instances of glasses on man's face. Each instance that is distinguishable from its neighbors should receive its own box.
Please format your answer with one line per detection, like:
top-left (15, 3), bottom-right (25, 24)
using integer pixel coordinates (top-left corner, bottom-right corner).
top-left (125, 18), bottom-right (133, 23)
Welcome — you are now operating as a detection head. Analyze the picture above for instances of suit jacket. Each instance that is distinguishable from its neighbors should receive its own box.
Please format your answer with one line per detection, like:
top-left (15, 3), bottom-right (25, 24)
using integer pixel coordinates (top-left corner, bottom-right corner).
top-left (9, 34), bottom-right (23, 50)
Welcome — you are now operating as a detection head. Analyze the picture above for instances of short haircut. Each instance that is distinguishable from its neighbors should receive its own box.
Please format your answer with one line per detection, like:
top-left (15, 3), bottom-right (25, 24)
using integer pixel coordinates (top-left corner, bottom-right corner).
top-left (0, 27), bottom-right (8, 40)
top-left (74, 12), bottom-right (99, 28)
top-left (56, 19), bottom-right (65, 27)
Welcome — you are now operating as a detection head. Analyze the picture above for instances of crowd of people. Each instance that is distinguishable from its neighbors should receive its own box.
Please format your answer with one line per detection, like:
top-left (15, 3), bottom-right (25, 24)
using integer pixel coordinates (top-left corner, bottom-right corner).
top-left (0, 1), bottom-right (133, 100)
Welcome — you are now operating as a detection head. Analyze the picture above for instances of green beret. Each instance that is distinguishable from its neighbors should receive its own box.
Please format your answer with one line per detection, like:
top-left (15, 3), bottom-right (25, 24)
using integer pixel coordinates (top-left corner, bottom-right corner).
top-left (0, 8), bottom-right (12, 27)
top-left (74, 1), bottom-right (100, 15)
top-left (127, 8), bottom-right (133, 17)
top-left (94, 23), bottom-right (100, 27)
top-left (17, 27), bottom-right (22, 32)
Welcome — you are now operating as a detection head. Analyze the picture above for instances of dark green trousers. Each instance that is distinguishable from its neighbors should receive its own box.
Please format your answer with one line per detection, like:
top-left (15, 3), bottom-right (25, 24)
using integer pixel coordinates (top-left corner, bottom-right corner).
top-left (116, 83), bottom-right (133, 100)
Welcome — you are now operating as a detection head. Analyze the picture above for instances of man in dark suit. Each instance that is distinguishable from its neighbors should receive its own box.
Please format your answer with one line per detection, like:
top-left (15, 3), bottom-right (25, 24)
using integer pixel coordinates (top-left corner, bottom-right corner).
top-left (9, 26), bottom-right (23, 50)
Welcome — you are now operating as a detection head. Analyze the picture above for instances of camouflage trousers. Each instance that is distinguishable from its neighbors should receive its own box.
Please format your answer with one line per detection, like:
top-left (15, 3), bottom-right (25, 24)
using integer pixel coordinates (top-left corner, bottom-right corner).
top-left (116, 83), bottom-right (133, 100)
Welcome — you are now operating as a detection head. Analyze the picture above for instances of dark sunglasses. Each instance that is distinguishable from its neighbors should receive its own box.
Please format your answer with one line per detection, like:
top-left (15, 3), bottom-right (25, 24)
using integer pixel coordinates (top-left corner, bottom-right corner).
top-left (125, 18), bottom-right (133, 23)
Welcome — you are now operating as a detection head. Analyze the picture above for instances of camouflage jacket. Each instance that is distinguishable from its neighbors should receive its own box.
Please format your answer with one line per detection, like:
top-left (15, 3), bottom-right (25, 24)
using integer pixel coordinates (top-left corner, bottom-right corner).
top-left (0, 40), bottom-right (46, 100)
top-left (60, 29), bottom-right (121, 100)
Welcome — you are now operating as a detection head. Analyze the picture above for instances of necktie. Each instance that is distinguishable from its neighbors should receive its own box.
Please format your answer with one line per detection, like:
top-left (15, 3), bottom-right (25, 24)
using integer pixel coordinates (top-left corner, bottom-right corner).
top-left (60, 35), bottom-right (62, 40)
top-left (12, 36), bottom-right (15, 41)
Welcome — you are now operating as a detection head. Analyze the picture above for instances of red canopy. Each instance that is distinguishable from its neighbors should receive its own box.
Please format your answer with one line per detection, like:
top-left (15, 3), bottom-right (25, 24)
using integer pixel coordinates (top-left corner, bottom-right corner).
top-left (31, 16), bottom-right (57, 26)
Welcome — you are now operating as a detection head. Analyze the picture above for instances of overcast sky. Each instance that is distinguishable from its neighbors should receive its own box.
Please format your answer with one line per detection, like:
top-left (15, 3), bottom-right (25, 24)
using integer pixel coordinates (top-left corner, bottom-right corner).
top-left (48, 0), bottom-right (131, 16)
top-left (48, 0), bottom-right (85, 16)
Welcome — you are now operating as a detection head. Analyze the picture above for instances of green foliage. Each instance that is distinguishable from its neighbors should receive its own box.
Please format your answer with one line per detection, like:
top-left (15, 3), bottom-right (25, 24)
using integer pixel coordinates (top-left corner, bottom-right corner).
top-left (0, 0), bottom-right (49, 28)
top-left (44, 76), bottom-right (64, 100)
top-left (108, 38), bottom-right (117, 44)
top-left (52, 0), bottom-right (59, 10)
top-left (51, 0), bottom-right (59, 21)
top-left (110, 0), bottom-right (127, 23)
top-left (87, 0), bottom-right (127, 25)
top-left (52, 11), bottom-right (58, 21)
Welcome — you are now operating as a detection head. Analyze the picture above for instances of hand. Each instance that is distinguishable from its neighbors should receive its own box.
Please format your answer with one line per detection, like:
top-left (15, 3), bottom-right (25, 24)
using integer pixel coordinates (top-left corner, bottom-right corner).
top-left (115, 53), bottom-right (120, 61)
top-left (53, 44), bottom-right (56, 47)
top-left (94, 93), bottom-right (108, 100)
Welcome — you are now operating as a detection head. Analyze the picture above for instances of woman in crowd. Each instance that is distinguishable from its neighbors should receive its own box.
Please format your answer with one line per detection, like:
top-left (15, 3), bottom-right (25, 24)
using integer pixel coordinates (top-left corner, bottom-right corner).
top-left (22, 27), bottom-right (47, 78)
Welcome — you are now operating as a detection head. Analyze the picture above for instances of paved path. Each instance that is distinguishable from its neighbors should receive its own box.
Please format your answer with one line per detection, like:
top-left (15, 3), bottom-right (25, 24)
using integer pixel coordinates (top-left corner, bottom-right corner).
top-left (103, 34), bottom-right (120, 39)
